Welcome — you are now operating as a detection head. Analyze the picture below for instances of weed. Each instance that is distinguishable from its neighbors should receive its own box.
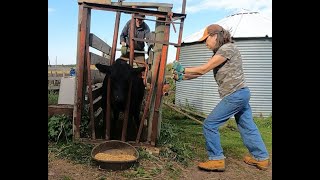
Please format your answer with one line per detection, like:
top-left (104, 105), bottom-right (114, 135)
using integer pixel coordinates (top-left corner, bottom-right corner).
top-left (49, 142), bottom-right (94, 165)
top-left (48, 114), bottom-right (73, 142)
top-left (48, 90), bottom-right (59, 105)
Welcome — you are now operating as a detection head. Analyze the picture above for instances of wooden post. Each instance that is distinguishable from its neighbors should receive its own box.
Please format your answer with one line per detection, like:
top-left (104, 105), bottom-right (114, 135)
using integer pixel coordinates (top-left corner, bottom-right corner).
top-left (150, 18), bottom-right (170, 146)
top-left (121, 12), bottom-right (136, 141)
top-left (73, 5), bottom-right (91, 140)
top-left (147, 6), bottom-right (171, 144)
top-left (106, 2), bottom-right (122, 140)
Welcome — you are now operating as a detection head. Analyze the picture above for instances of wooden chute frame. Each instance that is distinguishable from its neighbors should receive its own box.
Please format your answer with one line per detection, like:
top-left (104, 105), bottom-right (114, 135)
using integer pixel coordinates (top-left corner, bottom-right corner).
top-left (73, 0), bottom-right (186, 146)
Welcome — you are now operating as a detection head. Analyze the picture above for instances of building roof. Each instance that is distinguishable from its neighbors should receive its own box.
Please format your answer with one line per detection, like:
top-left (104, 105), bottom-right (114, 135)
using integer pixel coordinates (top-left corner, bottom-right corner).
top-left (183, 9), bottom-right (272, 43)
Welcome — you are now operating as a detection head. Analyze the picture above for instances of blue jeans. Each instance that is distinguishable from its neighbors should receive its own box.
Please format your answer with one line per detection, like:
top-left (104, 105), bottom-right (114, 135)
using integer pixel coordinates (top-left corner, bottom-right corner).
top-left (203, 87), bottom-right (269, 161)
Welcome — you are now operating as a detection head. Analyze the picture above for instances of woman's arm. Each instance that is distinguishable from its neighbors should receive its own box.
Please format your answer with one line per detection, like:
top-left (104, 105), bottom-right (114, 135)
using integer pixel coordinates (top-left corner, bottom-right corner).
top-left (183, 74), bottom-right (202, 80)
top-left (173, 73), bottom-right (202, 81)
top-left (185, 54), bottom-right (227, 75)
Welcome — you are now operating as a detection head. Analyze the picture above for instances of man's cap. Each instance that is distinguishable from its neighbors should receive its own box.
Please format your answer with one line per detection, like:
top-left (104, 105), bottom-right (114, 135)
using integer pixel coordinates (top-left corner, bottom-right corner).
top-left (136, 14), bottom-right (146, 19)
top-left (198, 24), bottom-right (223, 42)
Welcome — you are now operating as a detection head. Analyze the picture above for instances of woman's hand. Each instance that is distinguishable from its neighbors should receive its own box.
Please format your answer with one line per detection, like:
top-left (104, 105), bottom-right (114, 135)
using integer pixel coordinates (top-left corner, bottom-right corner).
top-left (172, 60), bottom-right (185, 73)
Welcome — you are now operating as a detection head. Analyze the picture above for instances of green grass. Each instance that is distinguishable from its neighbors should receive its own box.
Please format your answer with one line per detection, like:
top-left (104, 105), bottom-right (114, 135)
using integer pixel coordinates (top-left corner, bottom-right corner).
top-left (48, 104), bottom-right (272, 179)
top-left (48, 142), bottom-right (94, 165)
top-left (162, 105), bottom-right (272, 161)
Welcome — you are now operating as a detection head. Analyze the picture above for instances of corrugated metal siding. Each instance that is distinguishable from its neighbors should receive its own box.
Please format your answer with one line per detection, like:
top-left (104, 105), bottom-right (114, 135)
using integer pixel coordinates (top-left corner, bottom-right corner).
top-left (176, 38), bottom-right (272, 117)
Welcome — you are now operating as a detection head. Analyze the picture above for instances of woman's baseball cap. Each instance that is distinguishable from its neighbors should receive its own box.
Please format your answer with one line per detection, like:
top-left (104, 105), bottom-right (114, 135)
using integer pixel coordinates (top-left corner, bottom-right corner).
top-left (198, 24), bottom-right (223, 42)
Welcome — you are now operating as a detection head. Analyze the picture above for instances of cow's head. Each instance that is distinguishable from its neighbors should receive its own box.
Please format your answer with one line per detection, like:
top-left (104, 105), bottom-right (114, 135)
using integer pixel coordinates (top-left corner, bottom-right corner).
top-left (95, 58), bottom-right (145, 110)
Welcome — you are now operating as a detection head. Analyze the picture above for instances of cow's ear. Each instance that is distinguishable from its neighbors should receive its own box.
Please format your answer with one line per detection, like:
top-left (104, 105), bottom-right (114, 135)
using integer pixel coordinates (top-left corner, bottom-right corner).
top-left (95, 63), bottom-right (111, 75)
top-left (131, 67), bottom-right (146, 75)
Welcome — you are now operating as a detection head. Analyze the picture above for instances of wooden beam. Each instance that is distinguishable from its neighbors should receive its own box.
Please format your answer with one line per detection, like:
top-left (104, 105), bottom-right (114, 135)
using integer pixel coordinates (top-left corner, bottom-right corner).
top-left (92, 84), bottom-right (102, 100)
top-left (91, 70), bottom-right (105, 84)
top-left (48, 86), bottom-right (60, 90)
top-left (163, 103), bottom-right (203, 125)
top-left (90, 52), bottom-right (110, 65)
top-left (81, 3), bottom-right (186, 19)
top-left (78, 0), bottom-right (111, 5)
top-left (93, 96), bottom-right (102, 112)
top-left (89, 33), bottom-right (111, 54)
top-left (94, 107), bottom-right (103, 120)
top-left (48, 105), bottom-right (74, 118)
top-left (73, 6), bottom-right (91, 140)
top-left (111, 2), bottom-right (173, 9)
top-left (150, 21), bottom-right (170, 146)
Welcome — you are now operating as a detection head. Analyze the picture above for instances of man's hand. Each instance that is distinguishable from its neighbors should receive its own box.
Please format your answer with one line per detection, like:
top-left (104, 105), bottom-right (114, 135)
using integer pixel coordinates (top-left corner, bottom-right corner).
top-left (172, 60), bottom-right (185, 73)
top-left (121, 46), bottom-right (128, 56)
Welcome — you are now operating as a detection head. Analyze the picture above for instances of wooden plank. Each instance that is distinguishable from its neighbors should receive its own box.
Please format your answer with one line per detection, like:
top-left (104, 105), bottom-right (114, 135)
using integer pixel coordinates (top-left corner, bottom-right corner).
top-left (163, 103), bottom-right (203, 125)
top-left (93, 96), bottom-right (102, 112)
top-left (87, 31), bottom-right (96, 140)
top-left (82, 3), bottom-right (185, 19)
top-left (92, 84), bottom-right (102, 100)
top-left (151, 13), bottom-right (171, 146)
top-left (78, 0), bottom-right (111, 4)
top-left (91, 70), bottom-right (103, 84)
top-left (111, 2), bottom-right (173, 8)
top-left (94, 107), bottom-right (103, 119)
top-left (136, 51), bottom-right (161, 143)
top-left (91, 70), bottom-right (105, 84)
top-left (48, 86), bottom-right (60, 90)
top-left (90, 52), bottom-right (110, 65)
top-left (74, 6), bottom-right (91, 139)
top-left (89, 33), bottom-right (111, 54)
top-left (177, 105), bottom-right (207, 119)
top-left (92, 82), bottom-right (103, 90)
top-left (48, 105), bottom-right (74, 118)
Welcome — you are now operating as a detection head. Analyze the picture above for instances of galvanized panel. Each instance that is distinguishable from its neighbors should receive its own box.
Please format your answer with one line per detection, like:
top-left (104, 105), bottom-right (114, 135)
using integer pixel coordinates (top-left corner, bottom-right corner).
top-left (176, 38), bottom-right (272, 117)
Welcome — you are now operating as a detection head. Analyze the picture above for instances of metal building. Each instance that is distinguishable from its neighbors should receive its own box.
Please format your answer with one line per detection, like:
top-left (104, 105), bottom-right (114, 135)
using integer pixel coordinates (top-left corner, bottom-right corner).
top-left (175, 9), bottom-right (272, 117)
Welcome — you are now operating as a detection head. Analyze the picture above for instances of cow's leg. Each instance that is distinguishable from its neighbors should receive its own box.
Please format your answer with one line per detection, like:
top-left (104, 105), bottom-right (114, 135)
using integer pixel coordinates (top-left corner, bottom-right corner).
top-left (101, 109), bottom-right (106, 139)
top-left (112, 109), bottom-right (120, 140)
top-left (133, 111), bottom-right (140, 131)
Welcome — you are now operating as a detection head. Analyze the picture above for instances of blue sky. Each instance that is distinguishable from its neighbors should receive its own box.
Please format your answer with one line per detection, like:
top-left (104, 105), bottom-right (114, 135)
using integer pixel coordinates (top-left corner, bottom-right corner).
top-left (48, 0), bottom-right (272, 65)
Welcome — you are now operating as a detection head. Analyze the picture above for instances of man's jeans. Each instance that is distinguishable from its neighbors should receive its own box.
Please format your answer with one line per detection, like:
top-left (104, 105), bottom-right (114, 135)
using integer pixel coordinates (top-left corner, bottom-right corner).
top-left (203, 87), bottom-right (269, 161)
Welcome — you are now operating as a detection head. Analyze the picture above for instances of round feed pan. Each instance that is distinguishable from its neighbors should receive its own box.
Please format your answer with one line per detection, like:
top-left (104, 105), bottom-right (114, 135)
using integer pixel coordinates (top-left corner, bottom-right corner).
top-left (91, 140), bottom-right (139, 170)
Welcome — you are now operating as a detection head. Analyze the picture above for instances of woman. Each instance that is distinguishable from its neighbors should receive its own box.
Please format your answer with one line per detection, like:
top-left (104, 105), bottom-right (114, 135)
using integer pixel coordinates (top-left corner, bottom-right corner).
top-left (172, 24), bottom-right (270, 171)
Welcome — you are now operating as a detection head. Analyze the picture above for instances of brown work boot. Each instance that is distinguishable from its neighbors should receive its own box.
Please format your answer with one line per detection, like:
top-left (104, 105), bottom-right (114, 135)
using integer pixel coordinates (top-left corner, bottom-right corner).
top-left (198, 159), bottom-right (225, 171)
top-left (243, 156), bottom-right (270, 170)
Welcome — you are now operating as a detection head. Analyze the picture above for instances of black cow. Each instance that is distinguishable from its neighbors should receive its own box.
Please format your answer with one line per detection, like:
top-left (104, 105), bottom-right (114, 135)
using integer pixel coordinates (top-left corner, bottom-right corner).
top-left (95, 58), bottom-right (146, 140)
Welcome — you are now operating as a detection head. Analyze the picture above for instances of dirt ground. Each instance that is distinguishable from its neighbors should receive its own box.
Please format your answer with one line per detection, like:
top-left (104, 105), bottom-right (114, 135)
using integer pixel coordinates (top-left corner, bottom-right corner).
top-left (48, 153), bottom-right (272, 180)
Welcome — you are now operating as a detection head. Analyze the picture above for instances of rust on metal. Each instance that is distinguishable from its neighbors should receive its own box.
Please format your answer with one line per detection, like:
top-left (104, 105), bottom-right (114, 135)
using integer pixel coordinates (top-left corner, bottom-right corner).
top-left (175, 0), bottom-right (186, 61)
top-left (150, 19), bottom-right (170, 145)
top-left (73, 4), bottom-right (82, 140)
top-left (167, 12), bottom-right (176, 33)
top-left (74, 1), bottom-right (187, 145)
top-left (133, 16), bottom-right (183, 24)
top-left (136, 53), bottom-right (161, 143)
top-left (81, 2), bottom-right (186, 19)
top-left (132, 37), bottom-right (179, 47)
top-left (121, 12), bottom-right (136, 141)
top-left (86, 41), bottom-right (96, 140)
top-left (74, 5), bottom-right (91, 139)
top-left (105, 2), bottom-right (122, 140)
